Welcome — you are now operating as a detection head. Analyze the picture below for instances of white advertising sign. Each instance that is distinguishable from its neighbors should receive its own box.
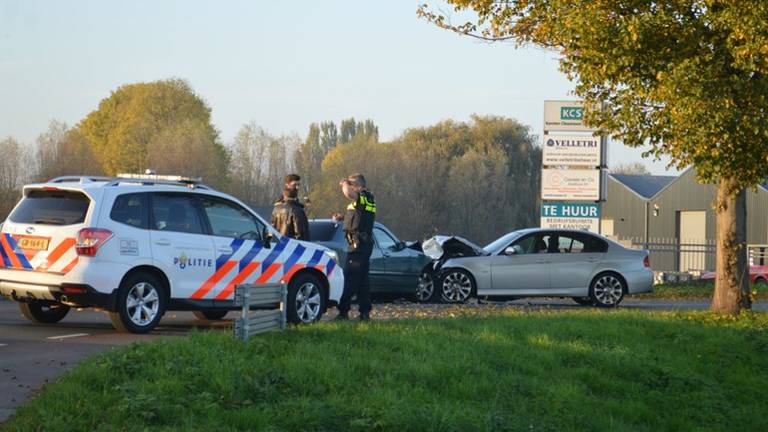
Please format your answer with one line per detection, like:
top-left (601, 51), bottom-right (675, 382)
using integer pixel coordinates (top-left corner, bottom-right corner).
top-left (540, 202), bottom-right (600, 233)
top-left (544, 100), bottom-right (597, 132)
top-left (541, 168), bottom-right (600, 200)
top-left (542, 135), bottom-right (601, 166)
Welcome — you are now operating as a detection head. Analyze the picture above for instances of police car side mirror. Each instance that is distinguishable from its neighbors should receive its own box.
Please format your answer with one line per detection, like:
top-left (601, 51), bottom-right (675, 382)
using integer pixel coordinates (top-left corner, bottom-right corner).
top-left (263, 228), bottom-right (273, 249)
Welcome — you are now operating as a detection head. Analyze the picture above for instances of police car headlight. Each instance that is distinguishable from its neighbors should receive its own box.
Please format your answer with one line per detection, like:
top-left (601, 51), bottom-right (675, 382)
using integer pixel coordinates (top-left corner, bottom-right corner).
top-left (324, 250), bottom-right (338, 262)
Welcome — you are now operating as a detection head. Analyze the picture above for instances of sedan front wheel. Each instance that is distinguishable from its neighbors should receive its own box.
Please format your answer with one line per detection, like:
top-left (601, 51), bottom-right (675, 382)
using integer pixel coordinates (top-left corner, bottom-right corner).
top-left (439, 269), bottom-right (474, 303)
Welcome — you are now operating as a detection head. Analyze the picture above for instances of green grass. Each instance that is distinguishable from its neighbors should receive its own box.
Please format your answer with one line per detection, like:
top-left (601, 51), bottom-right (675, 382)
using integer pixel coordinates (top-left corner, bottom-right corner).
top-left (638, 281), bottom-right (768, 300)
top-left (4, 310), bottom-right (768, 432)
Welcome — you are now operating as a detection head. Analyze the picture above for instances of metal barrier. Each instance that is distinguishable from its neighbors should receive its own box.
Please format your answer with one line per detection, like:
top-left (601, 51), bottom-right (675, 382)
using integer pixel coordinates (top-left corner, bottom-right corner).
top-left (233, 282), bottom-right (287, 341)
top-left (749, 244), bottom-right (768, 266)
top-left (621, 237), bottom-right (768, 272)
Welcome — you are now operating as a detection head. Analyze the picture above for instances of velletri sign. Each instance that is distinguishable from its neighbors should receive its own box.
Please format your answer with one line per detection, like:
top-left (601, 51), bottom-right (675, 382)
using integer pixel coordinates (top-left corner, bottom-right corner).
top-left (543, 135), bottom-right (601, 166)
top-left (544, 100), bottom-right (596, 132)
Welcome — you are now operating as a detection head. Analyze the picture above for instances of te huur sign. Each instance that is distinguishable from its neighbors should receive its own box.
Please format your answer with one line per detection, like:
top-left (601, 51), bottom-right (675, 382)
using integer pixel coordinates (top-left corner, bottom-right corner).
top-left (540, 202), bottom-right (600, 233)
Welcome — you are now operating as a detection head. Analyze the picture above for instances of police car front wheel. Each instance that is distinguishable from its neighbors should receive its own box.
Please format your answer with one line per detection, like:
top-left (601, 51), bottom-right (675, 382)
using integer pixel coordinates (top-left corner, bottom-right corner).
top-left (109, 272), bottom-right (166, 333)
top-left (287, 273), bottom-right (326, 324)
top-left (19, 301), bottom-right (70, 324)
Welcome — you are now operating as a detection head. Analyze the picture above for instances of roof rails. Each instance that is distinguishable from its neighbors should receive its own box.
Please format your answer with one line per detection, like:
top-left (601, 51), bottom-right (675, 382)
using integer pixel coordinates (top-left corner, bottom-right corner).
top-left (110, 172), bottom-right (210, 190)
top-left (48, 176), bottom-right (112, 184)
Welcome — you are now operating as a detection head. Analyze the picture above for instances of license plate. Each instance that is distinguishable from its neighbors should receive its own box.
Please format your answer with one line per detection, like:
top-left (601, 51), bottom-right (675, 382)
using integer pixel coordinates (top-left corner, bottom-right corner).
top-left (17, 236), bottom-right (50, 251)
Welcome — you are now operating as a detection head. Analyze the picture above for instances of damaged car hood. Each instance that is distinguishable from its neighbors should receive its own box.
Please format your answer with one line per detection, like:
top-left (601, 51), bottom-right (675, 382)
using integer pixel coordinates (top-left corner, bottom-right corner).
top-left (422, 235), bottom-right (488, 260)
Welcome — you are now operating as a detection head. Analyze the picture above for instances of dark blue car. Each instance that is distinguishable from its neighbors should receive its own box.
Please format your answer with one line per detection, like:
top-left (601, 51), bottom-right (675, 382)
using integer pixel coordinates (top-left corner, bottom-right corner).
top-left (308, 219), bottom-right (435, 301)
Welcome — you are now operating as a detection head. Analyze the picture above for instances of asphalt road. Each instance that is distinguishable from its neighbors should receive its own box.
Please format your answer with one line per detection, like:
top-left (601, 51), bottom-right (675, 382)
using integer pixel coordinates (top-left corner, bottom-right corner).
top-left (0, 297), bottom-right (765, 423)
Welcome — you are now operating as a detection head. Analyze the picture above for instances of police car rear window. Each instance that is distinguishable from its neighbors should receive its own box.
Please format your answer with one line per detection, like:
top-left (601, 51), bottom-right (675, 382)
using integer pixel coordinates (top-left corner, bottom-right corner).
top-left (9, 190), bottom-right (90, 225)
top-left (308, 222), bottom-right (339, 242)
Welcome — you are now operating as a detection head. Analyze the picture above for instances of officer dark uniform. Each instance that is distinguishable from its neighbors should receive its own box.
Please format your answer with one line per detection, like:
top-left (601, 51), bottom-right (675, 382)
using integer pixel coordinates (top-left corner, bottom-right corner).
top-left (337, 188), bottom-right (376, 320)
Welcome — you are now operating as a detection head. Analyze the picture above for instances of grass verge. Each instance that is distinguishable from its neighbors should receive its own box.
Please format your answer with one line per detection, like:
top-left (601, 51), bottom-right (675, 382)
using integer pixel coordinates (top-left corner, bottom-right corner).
top-left (4, 310), bottom-right (768, 432)
top-left (638, 281), bottom-right (768, 301)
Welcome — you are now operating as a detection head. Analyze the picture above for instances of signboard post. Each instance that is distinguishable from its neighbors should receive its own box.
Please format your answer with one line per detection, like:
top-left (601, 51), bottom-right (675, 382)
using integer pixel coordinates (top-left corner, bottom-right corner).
top-left (541, 100), bottom-right (607, 234)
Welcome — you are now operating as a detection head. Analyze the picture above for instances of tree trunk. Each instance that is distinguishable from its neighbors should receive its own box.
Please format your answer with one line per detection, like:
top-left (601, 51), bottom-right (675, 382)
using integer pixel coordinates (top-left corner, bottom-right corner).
top-left (711, 177), bottom-right (750, 314)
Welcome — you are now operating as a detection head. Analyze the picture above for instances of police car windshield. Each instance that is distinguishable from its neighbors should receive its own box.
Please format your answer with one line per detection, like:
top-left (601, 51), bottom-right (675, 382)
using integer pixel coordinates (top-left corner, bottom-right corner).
top-left (483, 230), bottom-right (527, 255)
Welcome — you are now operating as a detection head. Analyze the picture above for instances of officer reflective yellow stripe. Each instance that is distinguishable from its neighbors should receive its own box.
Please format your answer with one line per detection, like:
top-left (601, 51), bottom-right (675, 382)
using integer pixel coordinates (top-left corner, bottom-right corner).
top-left (359, 193), bottom-right (376, 213)
top-left (346, 193), bottom-right (376, 213)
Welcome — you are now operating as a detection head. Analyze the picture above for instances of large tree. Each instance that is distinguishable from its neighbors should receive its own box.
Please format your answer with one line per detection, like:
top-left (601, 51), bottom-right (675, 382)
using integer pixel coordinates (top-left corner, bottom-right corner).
top-left (78, 78), bottom-right (228, 186)
top-left (419, 1), bottom-right (768, 314)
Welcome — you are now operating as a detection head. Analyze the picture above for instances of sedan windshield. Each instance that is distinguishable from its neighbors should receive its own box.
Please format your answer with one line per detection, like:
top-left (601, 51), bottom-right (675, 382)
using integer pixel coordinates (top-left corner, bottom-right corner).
top-left (483, 230), bottom-right (528, 255)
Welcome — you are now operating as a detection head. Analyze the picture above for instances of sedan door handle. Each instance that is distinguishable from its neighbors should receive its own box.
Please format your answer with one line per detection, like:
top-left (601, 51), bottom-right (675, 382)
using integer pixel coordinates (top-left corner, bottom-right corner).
top-left (587, 257), bottom-right (600, 263)
top-left (154, 239), bottom-right (171, 246)
top-left (535, 259), bottom-right (548, 264)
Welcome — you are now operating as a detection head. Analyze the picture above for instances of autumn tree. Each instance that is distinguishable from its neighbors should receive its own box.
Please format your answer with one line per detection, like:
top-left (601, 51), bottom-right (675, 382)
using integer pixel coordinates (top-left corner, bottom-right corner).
top-left (227, 122), bottom-right (299, 207)
top-left (339, 118), bottom-right (379, 144)
top-left (77, 78), bottom-right (228, 185)
top-left (419, 1), bottom-right (768, 314)
top-left (35, 121), bottom-right (103, 181)
top-left (0, 137), bottom-right (31, 219)
top-left (311, 116), bottom-right (539, 243)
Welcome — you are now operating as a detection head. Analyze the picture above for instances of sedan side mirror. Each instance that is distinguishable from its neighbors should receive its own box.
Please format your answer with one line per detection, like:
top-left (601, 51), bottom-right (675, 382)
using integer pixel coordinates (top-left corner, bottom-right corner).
top-left (504, 246), bottom-right (517, 256)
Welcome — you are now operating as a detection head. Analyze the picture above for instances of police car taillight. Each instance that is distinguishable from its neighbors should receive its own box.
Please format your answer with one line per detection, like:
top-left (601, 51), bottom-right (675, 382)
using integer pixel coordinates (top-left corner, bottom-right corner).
top-left (75, 228), bottom-right (113, 257)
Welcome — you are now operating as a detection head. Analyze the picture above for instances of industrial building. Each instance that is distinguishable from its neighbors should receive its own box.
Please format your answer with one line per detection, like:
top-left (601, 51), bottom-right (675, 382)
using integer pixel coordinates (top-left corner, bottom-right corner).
top-left (601, 168), bottom-right (768, 272)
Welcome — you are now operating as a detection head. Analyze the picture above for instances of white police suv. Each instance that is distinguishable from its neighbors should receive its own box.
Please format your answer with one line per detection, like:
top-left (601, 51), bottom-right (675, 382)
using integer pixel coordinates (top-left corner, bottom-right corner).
top-left (0, 174), bottom-right (342, 333)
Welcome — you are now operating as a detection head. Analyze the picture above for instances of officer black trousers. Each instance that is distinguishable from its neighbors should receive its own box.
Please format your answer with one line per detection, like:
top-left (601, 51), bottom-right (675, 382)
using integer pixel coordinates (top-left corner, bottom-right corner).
top-left (338, 252), bottom-right (371, 316)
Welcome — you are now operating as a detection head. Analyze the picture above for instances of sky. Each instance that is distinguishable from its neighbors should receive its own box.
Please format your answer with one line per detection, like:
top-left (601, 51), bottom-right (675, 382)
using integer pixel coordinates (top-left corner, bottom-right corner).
top-left (0, 0), bottom-right (674, 174)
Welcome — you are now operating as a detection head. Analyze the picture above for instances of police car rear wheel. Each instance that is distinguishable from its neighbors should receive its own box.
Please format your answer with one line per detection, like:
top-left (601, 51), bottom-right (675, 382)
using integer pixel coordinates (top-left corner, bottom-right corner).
top-left (287, 273), bottom-right (325, 324)
top-left (109, 272), bottom-right (166, 333)
top-left (19, 301), bottom-right (70, 324)
top-left (193, 310), bottom-right (228, 321)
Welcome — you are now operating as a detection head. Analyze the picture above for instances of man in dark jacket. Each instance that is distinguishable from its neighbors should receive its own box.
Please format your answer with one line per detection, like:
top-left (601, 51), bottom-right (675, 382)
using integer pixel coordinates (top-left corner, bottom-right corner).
top-left (271, 174), bottom-right (309, 241)
top-left (335, 173), bottom-right (376, 321)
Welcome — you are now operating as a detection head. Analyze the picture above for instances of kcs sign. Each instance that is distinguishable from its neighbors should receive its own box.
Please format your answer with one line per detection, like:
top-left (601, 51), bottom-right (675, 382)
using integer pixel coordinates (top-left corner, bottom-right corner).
top-left (560, 106), bottom-right (584, 121)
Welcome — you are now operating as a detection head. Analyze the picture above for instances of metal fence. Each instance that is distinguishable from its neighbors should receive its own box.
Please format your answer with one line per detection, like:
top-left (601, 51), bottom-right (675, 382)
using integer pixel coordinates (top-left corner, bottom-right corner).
top-left (618, 237), bottom-right (768, 273)
top-left (233, 282), bottom-right (287, 341)
top-left (750, 244), bottom-right (768, 266)
top-left (623, 237), bottom-right (715, 273)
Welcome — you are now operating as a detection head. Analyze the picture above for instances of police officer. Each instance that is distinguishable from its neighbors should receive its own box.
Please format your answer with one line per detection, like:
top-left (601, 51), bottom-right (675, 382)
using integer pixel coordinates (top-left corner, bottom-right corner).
top-left (335, 173), bottom-right (376, 321)
top-left (271, 174), bottom-right (310, 241)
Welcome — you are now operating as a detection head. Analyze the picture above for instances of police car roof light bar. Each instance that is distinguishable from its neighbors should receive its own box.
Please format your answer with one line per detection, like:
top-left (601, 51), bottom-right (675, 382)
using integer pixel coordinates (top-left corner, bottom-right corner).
top-left (111, 173), bottom-right (208, 190)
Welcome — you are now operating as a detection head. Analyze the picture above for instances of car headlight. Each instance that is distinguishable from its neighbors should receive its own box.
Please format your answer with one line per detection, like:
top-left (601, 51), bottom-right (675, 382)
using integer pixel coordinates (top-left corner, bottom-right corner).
top-left (324, 249), bottom-right (338, 262)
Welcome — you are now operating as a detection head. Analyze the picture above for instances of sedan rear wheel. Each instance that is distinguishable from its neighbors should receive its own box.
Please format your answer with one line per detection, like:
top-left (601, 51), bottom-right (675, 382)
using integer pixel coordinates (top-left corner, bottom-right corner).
top-left (589, 273), bottom-right (625, 308)
top-left (439, 269), bottom-right (474, 303)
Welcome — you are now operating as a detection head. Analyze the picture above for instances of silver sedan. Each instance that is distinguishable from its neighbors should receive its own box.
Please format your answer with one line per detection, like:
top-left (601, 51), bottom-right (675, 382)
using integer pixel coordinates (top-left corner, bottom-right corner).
top-left (423, 228), bottom-right (653, 307)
